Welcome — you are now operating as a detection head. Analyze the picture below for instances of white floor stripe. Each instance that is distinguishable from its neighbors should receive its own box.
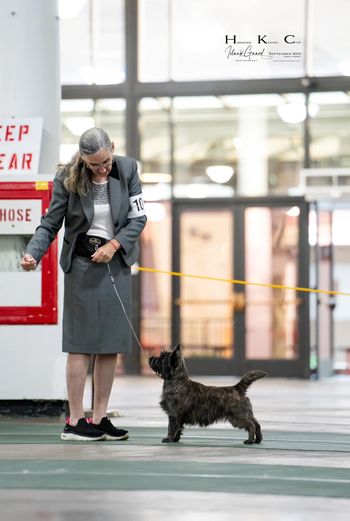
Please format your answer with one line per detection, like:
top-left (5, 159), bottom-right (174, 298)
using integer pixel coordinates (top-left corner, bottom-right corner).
top-left (0, 469), bottom-right (349, 484)
top-left (1, 432), bottom-right (350, 447)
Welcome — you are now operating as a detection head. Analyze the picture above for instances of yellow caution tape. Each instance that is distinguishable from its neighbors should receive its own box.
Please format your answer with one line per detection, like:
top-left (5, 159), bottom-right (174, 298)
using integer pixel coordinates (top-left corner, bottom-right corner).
top-left (135, 266), bottom-right (350, 297)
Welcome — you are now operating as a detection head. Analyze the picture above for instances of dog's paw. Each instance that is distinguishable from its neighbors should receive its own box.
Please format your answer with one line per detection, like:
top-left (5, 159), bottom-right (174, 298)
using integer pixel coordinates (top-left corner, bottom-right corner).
top-left (244, 439), bottom-right (254, 444)
top-left (162, 437), bottom-right (171, 443)
top-left (254, 438), bottom-right (262, 444)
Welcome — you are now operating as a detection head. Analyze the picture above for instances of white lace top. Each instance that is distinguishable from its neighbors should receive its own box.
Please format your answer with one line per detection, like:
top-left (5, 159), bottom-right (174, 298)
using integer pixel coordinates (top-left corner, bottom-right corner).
top-left (86, 180), bottom-right (115, 240)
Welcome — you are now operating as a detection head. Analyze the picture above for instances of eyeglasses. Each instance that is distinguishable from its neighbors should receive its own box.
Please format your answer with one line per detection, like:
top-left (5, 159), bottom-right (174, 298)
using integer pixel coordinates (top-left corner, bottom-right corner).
top-left (84, 157), bottom-right (113, 172)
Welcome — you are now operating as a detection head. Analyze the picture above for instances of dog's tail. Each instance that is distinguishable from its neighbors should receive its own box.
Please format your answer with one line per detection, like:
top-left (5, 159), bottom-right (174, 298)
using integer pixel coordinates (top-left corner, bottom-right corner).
top-left (235, 370), bottom-right (267, 395)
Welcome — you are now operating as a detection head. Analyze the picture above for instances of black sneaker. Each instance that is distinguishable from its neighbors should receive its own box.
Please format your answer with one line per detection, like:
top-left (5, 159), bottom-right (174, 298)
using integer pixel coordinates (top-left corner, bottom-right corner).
top-left (90, 417), bottom-right (129, 441)
top-left (61, 418), bottom-right (107, 441)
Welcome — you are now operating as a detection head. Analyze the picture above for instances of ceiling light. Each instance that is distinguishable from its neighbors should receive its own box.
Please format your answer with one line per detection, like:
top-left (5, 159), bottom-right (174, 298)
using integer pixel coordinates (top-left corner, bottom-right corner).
top-left (277, 103), bottom-right (306, 124)
top-left (277, 102), bottom-right (319, 124)
top-left (206, 165), bottom-right (234, 184)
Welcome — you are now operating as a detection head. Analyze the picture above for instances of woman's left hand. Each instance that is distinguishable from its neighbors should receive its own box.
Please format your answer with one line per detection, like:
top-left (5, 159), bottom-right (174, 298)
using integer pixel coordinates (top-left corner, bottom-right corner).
top-left (91, 241), bottom-right (120, 263)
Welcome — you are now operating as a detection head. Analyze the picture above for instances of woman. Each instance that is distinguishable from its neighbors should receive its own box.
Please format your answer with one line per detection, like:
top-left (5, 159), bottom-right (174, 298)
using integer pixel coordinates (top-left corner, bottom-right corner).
top-left (21, 127), bottom-right (147, 441)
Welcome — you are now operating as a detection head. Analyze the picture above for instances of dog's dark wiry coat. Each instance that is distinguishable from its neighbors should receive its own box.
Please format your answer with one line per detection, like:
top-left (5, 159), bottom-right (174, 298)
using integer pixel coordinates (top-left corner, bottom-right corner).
top-left (149, 344), bottom-right (267, 444)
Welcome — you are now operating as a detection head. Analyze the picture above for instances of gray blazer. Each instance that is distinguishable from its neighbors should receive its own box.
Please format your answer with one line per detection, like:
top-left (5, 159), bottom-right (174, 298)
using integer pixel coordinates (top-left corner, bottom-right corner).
top-left (26, 155), bottom-right (147, 273)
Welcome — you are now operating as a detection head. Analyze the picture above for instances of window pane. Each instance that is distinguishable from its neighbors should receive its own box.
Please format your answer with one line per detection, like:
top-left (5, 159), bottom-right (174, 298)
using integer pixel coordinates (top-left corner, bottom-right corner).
top-left (310, 0), bottom-right (350, 76)
top-left (139, 0), bottom-right (305, 81)
top-left (60, 98), bottom-right (126, 162)
top-left (245, 207), bottom-right (300, 360)
top-left (172, 94), bottom-right (304, 198)
top-left (139, 98), bottom-right (172, 200)
top-left (138, 0), bottom-right (170, 82)
top-left (95, 99), bottom-right (126, 154)
top-left (309, 92), bottom-right (350, 168)
top-left (60, 0), bottom-right (124, 85)
top-left (180, 210), bottom-right (233, 359)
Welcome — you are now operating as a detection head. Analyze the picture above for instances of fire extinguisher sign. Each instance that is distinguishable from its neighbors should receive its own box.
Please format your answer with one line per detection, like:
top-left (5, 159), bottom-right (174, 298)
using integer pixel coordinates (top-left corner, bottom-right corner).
top-left (0, 118), bottom-right (43, 174)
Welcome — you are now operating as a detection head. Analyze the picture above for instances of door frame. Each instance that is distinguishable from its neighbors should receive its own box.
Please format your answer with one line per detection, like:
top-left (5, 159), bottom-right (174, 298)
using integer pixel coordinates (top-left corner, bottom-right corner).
top-left (172, 196), bottom-right (311, 378)
top-left (172, 199), bottom-right (235, 375)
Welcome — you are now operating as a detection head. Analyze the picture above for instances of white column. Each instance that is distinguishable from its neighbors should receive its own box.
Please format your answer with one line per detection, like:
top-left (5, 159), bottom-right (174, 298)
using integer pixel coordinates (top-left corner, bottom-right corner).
top-left (237, 106), bottom-right (268, 196)
top-left (0, 0), bottom-right (65, 402)
top-left (0, 0), bottom-right (60, 172)
top-left (237, 107), bottom-right (271, 358)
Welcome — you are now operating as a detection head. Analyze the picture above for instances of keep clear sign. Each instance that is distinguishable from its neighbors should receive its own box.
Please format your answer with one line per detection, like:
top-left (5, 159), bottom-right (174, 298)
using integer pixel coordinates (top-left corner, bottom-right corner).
top-left (0, 118), bottom-right (43, 174)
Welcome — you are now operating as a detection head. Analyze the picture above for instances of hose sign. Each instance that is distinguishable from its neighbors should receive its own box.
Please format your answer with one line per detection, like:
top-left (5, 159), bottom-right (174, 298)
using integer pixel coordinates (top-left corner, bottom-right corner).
top-left (0, 199), bottom-right (42, 234)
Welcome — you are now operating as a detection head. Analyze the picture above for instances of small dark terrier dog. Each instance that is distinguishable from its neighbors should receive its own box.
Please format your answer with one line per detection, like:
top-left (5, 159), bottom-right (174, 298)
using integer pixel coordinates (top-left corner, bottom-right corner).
top-left (149, 344), bottom-right (267, 444)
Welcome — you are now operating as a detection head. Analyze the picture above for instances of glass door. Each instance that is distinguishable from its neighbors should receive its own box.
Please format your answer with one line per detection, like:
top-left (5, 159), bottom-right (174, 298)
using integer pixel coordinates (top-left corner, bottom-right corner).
top-left (172, 204), bottom-right (235, 374)
top-left (173, 197), bottom-right (310, 377)
top-left (238, 199), bottom-right (310, 377)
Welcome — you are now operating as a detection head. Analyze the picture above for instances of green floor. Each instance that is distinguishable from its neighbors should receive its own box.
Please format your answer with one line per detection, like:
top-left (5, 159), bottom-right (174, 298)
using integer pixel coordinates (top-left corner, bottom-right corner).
top-left (0, 422), bottom-right (350, 450)
top-left (1, 422), bottom-right (350, 498)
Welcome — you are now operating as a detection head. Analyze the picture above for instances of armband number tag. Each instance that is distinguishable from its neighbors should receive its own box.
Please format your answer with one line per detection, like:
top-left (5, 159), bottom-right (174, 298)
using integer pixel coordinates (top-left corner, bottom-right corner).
top-left (128, 193), bottom-right (146, 218)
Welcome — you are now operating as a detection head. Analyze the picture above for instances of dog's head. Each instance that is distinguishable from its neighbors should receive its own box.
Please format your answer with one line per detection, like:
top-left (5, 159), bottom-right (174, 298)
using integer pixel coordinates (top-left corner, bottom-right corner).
top-left (148, 344), bottom-right (188, 380)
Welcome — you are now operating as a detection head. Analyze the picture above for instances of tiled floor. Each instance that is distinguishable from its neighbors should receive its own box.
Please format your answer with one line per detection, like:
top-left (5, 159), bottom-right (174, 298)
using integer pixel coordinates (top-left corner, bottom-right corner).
top-left (1, 374), bottom-right (350, 520)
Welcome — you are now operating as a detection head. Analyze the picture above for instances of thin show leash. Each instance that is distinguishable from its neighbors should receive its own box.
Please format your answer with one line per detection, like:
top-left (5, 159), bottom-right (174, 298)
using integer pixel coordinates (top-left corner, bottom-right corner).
top-left (106, 261), bottom-right (166, 379)
top-left (106, 261), bottom-right (147, 358)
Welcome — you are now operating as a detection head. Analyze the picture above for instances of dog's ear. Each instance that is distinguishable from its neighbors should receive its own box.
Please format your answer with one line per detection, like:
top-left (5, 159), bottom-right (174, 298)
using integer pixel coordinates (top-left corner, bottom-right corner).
top-left (169, 344), bottom-right (181, 368)
top-left (172, 343), bottom-right (182, 354)
top-left (170, 346), bottom-right (179, 366)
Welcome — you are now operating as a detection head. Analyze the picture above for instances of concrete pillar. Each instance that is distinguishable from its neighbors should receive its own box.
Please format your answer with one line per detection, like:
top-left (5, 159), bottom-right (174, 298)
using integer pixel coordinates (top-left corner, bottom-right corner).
top-left (0, 0), bottom-right (65, 408)
top-left (237, 107), bottom-right (271, 358)
top-left (0, 0), bottom-right (60, 173)
top-left (237, 106), bottom-right (268, 196)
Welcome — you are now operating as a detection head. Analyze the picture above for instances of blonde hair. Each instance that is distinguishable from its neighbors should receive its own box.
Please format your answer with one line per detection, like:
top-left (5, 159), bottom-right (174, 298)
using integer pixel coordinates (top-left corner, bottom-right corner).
top-left (59, 128), bottom-right (113, 195)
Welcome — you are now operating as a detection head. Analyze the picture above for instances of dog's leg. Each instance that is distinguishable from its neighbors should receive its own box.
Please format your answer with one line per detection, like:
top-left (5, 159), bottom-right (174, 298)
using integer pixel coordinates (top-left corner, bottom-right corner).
top-left (253, 418), bottom-right (262, 444)
top-left (229, 416), bottom-right (256, 444)
top-left (242, 419), bottom-right (256, 444)
top-left (162, 416), bottom-right (183, 443)
top-left (162, 416), bottom-right (179, 443)
top-left (172, 422), bottom-right (184, 442)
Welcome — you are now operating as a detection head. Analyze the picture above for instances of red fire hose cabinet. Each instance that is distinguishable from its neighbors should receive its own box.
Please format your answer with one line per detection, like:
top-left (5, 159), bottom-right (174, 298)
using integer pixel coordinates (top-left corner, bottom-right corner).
top-left (0, 181), bottom-right (58, 324)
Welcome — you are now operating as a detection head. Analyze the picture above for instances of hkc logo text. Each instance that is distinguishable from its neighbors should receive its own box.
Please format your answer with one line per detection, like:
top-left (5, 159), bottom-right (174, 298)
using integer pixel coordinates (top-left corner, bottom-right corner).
top-left (225, 35), bottom-right (301, 44)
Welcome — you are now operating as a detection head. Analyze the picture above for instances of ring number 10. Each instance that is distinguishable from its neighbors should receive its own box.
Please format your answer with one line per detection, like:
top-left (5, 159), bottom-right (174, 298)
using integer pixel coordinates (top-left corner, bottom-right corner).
top-left (133, 198), bottom-right (144, 211)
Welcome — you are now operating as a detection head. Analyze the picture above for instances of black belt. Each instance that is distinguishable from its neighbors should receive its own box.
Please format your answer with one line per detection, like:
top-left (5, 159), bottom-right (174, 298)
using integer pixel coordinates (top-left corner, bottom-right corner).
top-left (75, 233), bottom-right (108, 258)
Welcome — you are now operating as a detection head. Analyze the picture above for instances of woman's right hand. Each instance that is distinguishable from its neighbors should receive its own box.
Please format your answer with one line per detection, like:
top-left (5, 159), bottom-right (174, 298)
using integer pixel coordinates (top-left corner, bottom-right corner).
top-left (21, 254), bottom-right (37, 271)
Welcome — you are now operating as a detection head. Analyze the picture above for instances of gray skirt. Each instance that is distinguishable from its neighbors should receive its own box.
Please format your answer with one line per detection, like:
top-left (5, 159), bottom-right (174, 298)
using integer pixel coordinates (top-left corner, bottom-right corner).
top-left (62, 253), bottom-right (131, 354)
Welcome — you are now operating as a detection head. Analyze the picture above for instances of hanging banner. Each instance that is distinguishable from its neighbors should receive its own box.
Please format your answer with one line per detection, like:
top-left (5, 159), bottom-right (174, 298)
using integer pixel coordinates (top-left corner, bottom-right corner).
top-left (0, 118), bottom-right (43, 174)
